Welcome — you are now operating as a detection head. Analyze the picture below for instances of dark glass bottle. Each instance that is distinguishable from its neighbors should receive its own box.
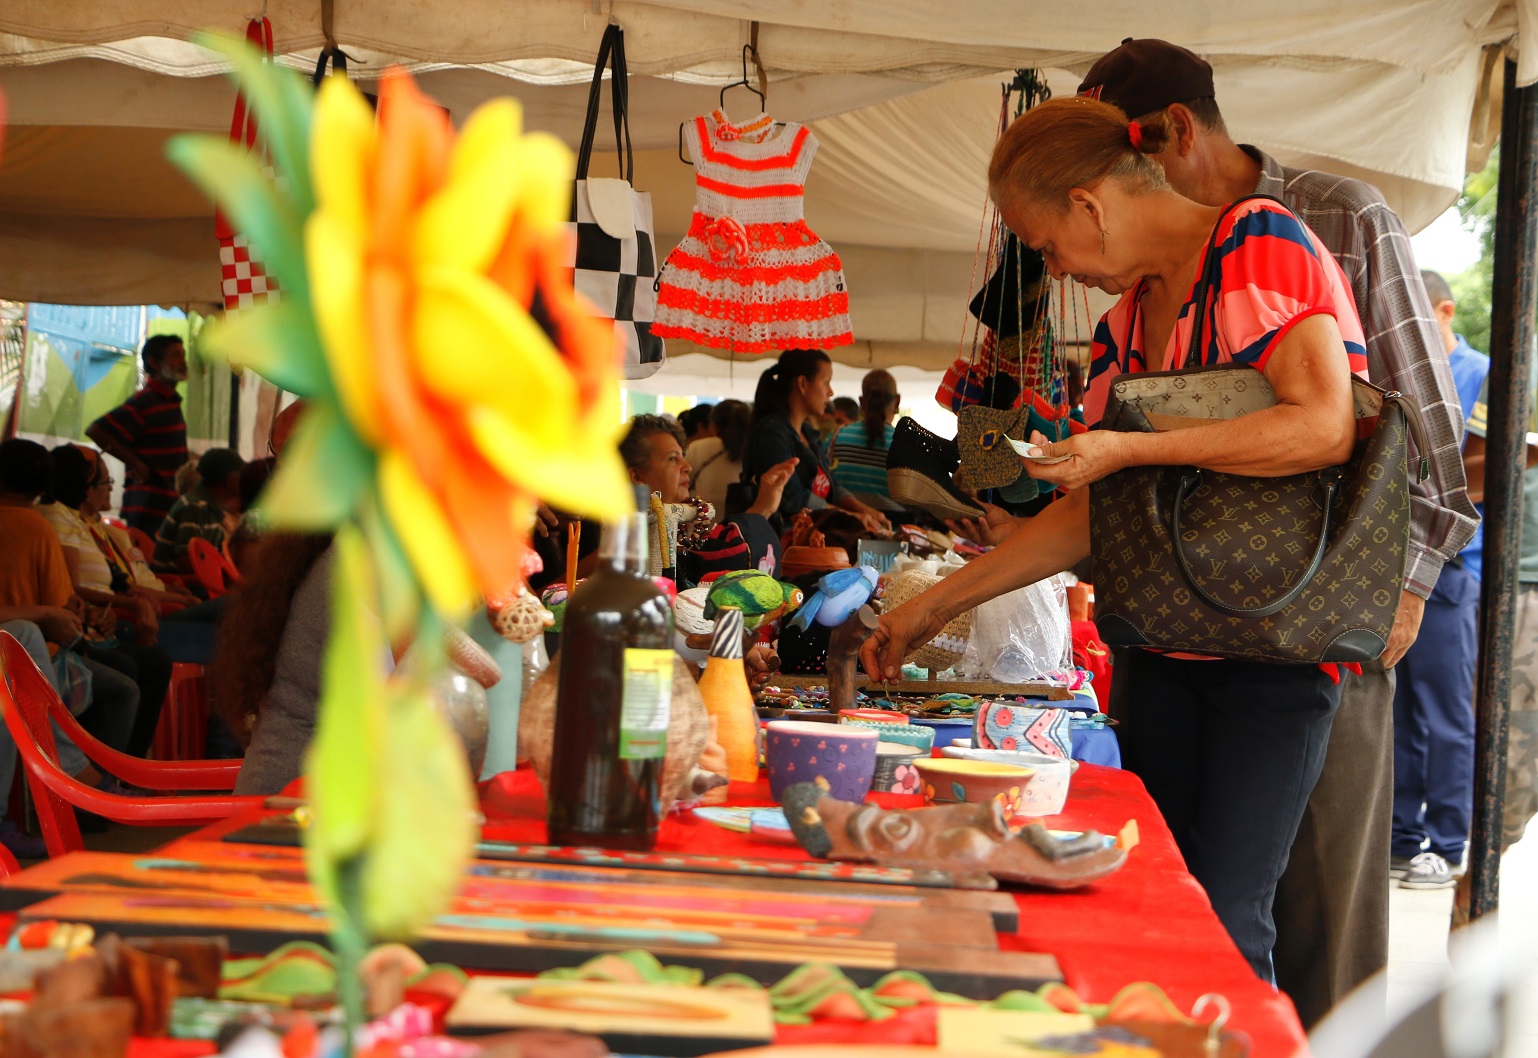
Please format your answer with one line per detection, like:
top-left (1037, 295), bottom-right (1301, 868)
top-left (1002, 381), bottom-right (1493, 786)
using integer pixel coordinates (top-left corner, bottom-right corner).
top-left (546, 512), bottom-right (674, 849)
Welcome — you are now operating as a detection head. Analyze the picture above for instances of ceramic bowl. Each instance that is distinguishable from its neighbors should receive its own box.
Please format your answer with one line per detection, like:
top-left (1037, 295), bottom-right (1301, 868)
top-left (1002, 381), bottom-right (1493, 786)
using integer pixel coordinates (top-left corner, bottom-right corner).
top-left (838, 708), bottom-right (907, 726)
top-left (780, 546), bottom-right (852, 580)
top-left (939, 747), bottom-right (1075, 815)
top-left (870, 741), bottom-right (924, 795)
top-left (765, 720), bottom-right (878, 803)
top-left (840, 719), bottom-right (934, 753)
top-left (911, 757), bottom-right (1035, 820)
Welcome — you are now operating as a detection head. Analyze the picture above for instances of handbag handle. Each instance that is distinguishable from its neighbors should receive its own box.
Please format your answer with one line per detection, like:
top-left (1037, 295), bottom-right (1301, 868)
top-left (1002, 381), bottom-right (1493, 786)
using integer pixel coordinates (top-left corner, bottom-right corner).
top-left (312, 45), bottom-right (349, 86)
top-left (576, 23), bottom-right (634, 183)
top-left (1170, 465), bottom-right (1341, 618)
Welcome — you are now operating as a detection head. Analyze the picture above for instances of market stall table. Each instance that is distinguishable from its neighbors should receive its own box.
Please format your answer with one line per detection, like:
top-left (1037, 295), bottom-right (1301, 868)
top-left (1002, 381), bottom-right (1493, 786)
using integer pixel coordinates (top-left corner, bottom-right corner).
top-left (0, 763), bottom-right (1306, 1056)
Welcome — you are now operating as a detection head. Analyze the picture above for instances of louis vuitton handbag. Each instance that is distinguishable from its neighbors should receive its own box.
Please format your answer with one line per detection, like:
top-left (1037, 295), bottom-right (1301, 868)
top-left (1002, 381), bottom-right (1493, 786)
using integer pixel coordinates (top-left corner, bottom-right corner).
top-left (1090, 200), bottom-right (1430, 664)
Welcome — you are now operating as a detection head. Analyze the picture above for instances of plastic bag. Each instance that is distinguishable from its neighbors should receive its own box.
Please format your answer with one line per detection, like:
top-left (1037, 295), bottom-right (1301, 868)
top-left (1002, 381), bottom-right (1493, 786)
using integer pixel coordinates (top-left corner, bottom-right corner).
top-left (961, 574), bottom-right (1071, 683)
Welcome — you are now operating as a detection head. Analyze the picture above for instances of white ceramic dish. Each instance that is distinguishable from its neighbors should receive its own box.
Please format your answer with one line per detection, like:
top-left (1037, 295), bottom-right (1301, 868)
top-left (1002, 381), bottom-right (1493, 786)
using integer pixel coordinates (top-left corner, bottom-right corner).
top-left (940, 746), bottom-right (1075, 814)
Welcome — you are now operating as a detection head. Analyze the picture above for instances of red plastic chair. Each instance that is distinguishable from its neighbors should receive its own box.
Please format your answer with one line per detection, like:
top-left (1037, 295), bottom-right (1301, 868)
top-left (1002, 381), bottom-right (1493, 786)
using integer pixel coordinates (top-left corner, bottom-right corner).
top-left (0, 633), bottom-right (262, 858)
top-left (1, 639), bottom-right (238, 792)
top-left (151, 663), bottom-right (209, 762)
top-left (126, 526), bottom-right (157, 562)
top-left (187, 536), bottom-right (239, 598)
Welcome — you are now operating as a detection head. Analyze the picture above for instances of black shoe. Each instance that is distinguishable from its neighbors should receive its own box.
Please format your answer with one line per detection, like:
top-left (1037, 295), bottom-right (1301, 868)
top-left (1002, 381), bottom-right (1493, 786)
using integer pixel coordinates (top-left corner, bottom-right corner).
top-left (886, 417), bottom-right (987, 521)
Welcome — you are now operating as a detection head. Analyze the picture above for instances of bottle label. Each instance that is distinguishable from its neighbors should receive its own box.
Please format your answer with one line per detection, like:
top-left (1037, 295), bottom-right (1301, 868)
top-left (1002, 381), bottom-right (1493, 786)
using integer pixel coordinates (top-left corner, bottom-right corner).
top-left (619, 648), bottom-right (673, 760)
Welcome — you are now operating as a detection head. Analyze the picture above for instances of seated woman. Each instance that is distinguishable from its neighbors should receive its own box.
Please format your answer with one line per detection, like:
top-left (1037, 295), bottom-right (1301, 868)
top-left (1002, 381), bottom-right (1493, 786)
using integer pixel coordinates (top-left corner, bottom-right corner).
top-left (866, 96), bottom-right (1366, 980)
top-left (741, 349), bottom-right (890, 536)
top-left (686, 399), bottom-right (750, 524)
top-left (620, 414), bottom-right (794, 587)
top-left (34, 444), bottom-right (170, 758)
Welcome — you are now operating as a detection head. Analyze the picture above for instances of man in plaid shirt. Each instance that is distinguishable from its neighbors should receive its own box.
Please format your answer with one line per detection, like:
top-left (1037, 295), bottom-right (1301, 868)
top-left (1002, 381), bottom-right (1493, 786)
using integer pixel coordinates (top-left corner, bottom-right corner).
top-left (1082, 39), bottom-right (1479, 1022)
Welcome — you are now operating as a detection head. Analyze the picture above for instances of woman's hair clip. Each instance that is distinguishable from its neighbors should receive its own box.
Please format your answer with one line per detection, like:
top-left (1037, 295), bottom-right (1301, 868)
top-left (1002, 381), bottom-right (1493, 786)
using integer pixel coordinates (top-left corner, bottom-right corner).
top-left (1128, 120), bottom-right (1144, 149)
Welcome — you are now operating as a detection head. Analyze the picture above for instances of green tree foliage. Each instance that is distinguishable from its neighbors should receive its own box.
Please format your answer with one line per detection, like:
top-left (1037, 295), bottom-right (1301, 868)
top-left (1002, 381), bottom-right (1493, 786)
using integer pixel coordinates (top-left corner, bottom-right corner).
top-left (1451, 147), bottom-right (1497, 355)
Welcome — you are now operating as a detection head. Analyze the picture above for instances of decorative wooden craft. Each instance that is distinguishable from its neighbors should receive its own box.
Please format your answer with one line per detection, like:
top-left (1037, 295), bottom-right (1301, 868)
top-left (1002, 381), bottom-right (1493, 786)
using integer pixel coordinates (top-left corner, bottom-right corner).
top-left (446, 977), bottom-right (775, 1056)
top-left (2, 850), bottom-right (1050, 998)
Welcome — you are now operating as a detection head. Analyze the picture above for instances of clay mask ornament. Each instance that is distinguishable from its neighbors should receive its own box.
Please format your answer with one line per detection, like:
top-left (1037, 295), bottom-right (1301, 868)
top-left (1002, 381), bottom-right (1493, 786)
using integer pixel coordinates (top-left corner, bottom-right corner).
top-left (780, 779), bottom-right (1132, 891)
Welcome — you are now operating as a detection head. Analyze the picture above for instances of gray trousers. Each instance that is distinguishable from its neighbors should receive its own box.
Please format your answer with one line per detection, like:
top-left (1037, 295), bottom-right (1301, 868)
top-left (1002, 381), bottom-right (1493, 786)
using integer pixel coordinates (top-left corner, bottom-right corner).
top-left (1271, 659), bottom-right (1395, 1029)
top-left (0, 621), bottom-right (89, 783)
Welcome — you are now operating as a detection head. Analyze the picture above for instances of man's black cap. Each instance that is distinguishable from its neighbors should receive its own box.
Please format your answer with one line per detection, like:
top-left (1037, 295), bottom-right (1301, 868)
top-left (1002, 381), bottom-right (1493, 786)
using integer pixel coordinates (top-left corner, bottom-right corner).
top-left (1077, 38), bottom-right (1215, 119)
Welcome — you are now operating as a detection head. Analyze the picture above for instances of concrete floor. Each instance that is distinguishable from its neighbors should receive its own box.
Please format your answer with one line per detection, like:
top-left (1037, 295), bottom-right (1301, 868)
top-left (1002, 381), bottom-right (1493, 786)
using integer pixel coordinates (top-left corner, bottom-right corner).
top-left (1384, 829), bottom-right (1538, 1057)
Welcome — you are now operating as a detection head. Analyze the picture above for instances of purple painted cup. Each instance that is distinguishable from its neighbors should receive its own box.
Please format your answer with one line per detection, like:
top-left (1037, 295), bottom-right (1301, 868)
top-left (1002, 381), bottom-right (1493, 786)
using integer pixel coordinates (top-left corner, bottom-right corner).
top-left (765, 719), bottom-right (878, 804)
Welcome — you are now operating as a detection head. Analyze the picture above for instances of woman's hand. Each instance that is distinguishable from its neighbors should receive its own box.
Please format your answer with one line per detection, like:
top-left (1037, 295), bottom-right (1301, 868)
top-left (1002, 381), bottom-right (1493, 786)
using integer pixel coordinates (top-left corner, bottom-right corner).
top-left (946, 501), bottom-right (1019, 546)
top-left (859, 600), bottom-right (947, 683)
top-left (745, 642), bottom-right (782, 693)
top-left (854, 507), bottom-right (891, 535)
top-left (747, 458), bottom-right (799, 518)
top-left (1022, 430), bottom-right (1131, 491)
top-left (131, 596), bottom-right (160, 640)
top-left (35, 606), bottom-right (84, 646)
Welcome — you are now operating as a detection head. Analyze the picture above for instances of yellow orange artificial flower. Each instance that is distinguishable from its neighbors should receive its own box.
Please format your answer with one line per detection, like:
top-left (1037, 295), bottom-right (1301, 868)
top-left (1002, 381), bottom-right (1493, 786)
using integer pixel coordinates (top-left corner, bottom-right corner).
top-left (305, 71), bottom-right (631, 616)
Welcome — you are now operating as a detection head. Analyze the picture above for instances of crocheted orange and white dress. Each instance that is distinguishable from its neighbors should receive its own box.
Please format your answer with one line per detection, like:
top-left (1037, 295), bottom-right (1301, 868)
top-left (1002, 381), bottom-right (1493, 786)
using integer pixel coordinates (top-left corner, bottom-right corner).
top-left (654, 110), bottom-right (853, 353)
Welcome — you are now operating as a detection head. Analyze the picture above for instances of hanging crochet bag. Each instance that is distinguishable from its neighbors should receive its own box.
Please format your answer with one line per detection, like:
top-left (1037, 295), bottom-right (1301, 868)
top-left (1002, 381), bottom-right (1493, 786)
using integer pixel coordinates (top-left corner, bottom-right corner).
top-left (568, 24), bottom-right (665, 379)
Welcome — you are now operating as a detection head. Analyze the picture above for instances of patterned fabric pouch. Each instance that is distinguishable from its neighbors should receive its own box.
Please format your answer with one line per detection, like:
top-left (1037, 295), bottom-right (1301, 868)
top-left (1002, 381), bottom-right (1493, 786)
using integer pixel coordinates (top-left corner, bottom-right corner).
top-left (976, 701), bottom-right (1072, 757)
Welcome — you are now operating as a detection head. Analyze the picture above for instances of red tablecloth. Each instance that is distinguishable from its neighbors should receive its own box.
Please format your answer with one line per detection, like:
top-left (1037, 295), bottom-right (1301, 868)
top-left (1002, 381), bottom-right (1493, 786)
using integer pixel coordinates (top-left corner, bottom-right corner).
top-left (53, 764), bottom-right (1305, 1057)
top-left (479, 765), bottom-right (1307, 1057)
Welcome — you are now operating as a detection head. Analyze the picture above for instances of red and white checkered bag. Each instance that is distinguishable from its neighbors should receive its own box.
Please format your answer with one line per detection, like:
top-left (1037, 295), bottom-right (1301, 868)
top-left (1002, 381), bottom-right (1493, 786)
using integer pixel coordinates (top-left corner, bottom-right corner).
top-left (216, 17), bottom-right (280, 315)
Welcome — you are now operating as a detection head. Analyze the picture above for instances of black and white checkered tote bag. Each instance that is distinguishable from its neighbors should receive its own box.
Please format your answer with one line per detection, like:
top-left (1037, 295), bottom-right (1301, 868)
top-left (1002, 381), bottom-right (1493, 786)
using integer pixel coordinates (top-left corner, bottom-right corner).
top-left (567, 24), bottom-right (666, 380)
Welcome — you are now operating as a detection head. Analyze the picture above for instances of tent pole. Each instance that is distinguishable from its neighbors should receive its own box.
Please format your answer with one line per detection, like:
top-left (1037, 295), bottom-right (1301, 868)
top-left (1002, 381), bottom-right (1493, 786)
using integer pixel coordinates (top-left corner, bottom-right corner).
top-left (1465, 56), bottom-right (1538, 922)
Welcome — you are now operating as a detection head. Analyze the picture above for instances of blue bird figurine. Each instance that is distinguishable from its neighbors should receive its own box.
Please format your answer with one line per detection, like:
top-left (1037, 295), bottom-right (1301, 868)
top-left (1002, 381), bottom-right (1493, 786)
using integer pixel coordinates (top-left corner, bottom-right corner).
top-left (789, 565), bottom-right (880, 632)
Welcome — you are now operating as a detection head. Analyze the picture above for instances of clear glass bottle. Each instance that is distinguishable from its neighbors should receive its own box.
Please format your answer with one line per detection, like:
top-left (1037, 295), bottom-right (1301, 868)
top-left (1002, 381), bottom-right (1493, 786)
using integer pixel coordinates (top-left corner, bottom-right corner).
top-left (546, 512), bottom-right (674, 849)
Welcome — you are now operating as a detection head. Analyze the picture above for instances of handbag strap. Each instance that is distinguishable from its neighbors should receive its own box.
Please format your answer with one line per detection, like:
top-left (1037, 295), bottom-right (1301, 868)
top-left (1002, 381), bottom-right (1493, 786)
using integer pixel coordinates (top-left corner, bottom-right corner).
top-left (576, 23), bottom-right (634, 183)
top-left (1181, 194), bottom-right (1288, 370)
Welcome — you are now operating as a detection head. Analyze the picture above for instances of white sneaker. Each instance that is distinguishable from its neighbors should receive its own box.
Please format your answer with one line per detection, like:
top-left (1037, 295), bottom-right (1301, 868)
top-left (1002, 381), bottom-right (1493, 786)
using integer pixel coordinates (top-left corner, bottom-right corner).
top-left (1399, 851), bottom-right (1457, 890)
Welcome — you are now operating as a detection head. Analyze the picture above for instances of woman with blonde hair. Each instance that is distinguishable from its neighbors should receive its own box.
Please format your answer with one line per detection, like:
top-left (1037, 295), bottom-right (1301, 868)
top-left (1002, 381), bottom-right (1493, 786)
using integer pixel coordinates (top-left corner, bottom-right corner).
top-left (862, 95), bottom-right (1369, 979)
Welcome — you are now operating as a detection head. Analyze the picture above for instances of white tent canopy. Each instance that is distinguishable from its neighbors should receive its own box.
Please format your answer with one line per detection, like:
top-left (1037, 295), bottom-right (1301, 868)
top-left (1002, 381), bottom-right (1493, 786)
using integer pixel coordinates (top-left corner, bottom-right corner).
top-left (0, 0), bottom-right (1529, 370)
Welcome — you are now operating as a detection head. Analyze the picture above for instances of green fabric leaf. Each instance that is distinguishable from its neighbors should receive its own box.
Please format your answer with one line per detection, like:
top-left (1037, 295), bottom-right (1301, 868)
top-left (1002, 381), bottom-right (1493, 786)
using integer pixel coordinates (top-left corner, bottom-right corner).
top-left (359, 497), bottom-right (424, 646)
top-left (197, 301), bottom-right (332, 399)
top-left (257, 403), bottom-right (373, 531)
top-left (359, 674), bottom-right (477, 939)
top-left (303, 527), bottom-right (384, 887)
top-left (192, 31), bottom-right (317, 219)
top-left (165, 135), bottom-right (309, 298)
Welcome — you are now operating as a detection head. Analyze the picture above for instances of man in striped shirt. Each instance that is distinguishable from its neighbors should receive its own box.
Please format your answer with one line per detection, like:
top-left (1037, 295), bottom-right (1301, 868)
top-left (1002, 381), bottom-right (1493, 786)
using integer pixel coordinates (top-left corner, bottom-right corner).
top-left (1081, 39), bottom-right (1478, 1021)
top-left (86, 335), bottom-right (189, 537)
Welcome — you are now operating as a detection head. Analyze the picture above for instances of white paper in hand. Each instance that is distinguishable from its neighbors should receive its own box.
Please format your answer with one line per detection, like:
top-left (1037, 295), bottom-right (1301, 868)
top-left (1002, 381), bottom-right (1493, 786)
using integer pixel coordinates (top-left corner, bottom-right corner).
top-left (1005, 436), bottom-right (1072, 465)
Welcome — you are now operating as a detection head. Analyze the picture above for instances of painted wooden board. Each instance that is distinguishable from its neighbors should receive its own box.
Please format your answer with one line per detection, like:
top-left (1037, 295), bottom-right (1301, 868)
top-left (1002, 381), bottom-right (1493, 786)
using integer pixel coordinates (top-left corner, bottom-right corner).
top-left (445, 977), bottom-right (775, 1056)
top-left (0, 851), bottom-right (1002, 955)
top-left (19, 889), bottom-right (1061, 998)
top-left (2, 844), bottom-right (1017, 934)
top-left (935, 1006), bottom-right (1097, 1056)
top-left (220, 819), bottom-right (973, 891)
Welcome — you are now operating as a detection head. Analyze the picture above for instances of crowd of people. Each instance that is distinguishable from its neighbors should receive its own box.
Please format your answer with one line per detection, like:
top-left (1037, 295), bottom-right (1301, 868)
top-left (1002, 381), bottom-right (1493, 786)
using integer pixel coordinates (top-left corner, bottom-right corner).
top-left (0, 335), bottom-right (270, 857)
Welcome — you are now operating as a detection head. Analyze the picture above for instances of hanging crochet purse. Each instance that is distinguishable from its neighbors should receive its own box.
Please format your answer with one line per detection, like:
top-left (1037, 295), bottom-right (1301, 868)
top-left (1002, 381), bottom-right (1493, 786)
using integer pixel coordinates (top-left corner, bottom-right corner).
top-left (955, 402), bottom-right (1029, 490)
